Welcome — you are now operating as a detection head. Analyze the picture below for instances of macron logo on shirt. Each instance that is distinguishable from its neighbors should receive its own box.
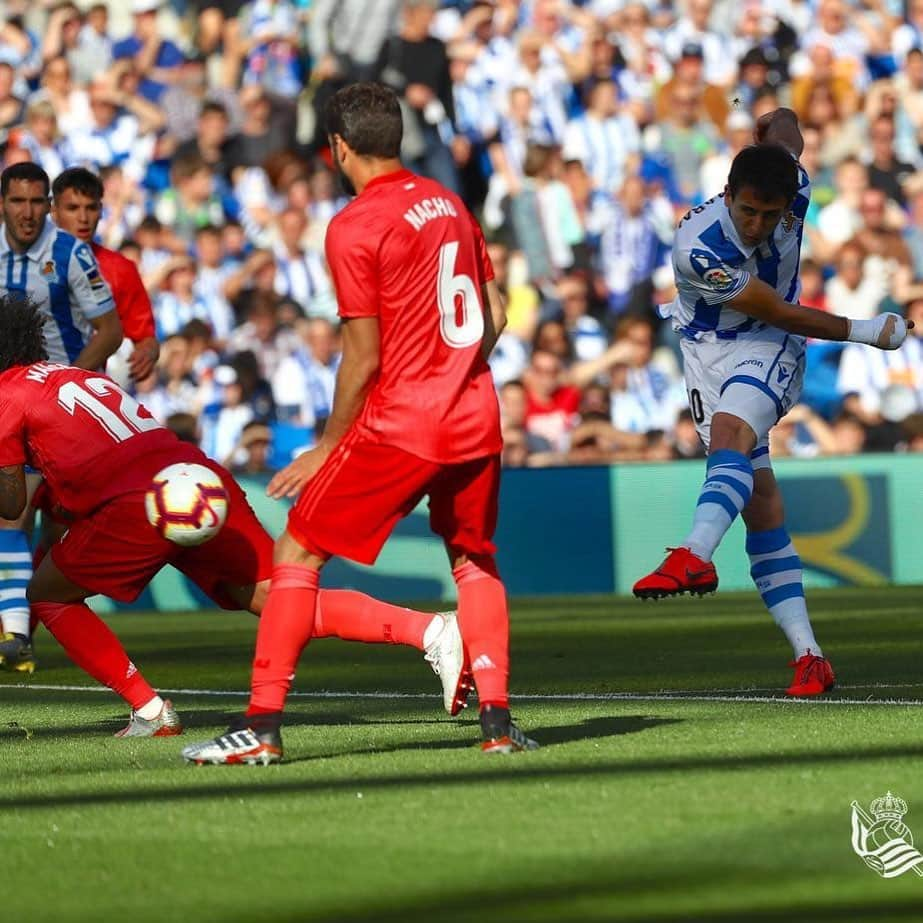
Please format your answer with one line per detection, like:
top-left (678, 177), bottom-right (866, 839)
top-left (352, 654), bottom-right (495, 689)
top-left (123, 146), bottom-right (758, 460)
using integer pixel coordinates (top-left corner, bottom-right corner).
top-left (403, 196), bottom-right (459, 232)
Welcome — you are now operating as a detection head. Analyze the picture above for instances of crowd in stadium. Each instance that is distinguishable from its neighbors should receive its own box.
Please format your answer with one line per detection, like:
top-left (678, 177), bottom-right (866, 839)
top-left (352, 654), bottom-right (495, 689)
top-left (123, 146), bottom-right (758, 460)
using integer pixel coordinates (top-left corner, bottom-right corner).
top-left (2, 0), bottom-right (923, 470)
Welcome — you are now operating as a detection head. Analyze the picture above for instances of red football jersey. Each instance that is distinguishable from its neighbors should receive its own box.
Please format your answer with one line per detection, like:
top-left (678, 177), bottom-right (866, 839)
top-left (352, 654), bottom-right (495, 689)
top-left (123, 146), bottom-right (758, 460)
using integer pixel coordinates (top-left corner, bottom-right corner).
top-left (325, 169), bottom-right (501, 463)
top-left (92, 242), bottom-right (156, 343)
top-left (0, 363), bottom-right (181, 516)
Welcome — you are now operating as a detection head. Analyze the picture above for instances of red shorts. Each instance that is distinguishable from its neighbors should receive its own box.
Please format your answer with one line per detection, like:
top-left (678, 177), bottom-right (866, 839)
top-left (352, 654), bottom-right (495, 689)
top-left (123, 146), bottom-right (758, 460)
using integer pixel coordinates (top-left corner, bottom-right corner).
top-left (50, 463), bottom-right (273, 608)
top-left (289, 428), bottom-right (500, 565)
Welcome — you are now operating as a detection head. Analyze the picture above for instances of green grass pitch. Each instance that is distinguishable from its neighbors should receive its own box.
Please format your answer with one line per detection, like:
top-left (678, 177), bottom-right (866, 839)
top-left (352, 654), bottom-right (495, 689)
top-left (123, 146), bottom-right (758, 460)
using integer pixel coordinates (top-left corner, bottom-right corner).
top-left (2, 586), bottom-right (922, 922)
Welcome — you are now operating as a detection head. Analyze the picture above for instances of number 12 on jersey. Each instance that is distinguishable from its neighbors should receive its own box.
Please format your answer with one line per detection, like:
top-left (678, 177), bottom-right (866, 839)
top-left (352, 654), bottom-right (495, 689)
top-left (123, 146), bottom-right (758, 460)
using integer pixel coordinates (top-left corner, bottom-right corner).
top-left (437, 241), bottom-right (484, 348)
top-left (58, 377), bottom-right (164, 443)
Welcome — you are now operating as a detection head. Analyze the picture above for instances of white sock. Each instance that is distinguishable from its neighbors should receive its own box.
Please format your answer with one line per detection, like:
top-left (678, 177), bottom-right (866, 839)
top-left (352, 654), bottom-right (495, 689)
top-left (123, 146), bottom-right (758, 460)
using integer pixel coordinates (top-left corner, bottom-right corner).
top-left (747, 527), bottom-right (821, 658)
top-left (1, 610), bottom-right (30, 638)
top-left (422, 614), bottom-right (446, 650)
top-left (684, 450), bottom-right (754, 561)
top-left (0, 528), bottom-right (32, 639)
top-left (137, 695), bottom-right (165, 720)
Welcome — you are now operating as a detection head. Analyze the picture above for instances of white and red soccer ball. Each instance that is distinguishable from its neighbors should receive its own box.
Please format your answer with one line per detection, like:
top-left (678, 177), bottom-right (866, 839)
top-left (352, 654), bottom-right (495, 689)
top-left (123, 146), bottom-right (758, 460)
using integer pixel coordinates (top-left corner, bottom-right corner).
top-left (144, 463), bottom-right (229, 547)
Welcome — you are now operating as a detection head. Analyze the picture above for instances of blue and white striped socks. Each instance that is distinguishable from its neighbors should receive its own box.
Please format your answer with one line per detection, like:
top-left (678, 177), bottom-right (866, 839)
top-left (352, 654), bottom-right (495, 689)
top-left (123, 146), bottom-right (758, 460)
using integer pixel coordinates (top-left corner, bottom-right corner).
top-left (684, 449), bottom-right (754, 562)
top-left (747, 526), bottom-right (820, 658)
top-left (0, 529), bottom-right (31, 638)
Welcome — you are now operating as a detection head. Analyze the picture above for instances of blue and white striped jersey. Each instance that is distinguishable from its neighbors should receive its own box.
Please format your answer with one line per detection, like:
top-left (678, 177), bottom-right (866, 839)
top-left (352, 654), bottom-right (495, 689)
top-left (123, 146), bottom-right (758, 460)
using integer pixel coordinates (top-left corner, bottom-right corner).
top-left (0, 219), bottom-right (115, 364)
top-left (669, 164), bottom-right (811, 339)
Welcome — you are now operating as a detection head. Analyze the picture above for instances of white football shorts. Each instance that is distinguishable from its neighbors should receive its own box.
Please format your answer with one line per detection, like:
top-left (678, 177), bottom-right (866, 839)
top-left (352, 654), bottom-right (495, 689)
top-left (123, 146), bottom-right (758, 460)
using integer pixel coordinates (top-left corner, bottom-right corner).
top-left (680, 326), bottom-right (806, 467)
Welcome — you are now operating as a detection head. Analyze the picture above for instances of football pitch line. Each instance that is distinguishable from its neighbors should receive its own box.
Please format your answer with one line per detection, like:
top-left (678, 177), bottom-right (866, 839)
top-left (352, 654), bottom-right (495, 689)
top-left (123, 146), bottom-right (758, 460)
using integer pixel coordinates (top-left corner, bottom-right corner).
top-left (5, 682), bottom-right (923, 707)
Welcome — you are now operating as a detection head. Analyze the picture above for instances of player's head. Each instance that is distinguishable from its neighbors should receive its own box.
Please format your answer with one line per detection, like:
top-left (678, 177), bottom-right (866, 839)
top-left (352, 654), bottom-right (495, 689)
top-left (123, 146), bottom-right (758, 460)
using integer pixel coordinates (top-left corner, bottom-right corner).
top-left (0, 295), bottom-right (48, 373)
top-left (325, 82), bottom-right (403, 196)
top-left (724, 144), bottom-right (799, 247)
top-left (51, 167), bottom-right (104, 242)
top-left (0, 162), bottom-right (51, 251)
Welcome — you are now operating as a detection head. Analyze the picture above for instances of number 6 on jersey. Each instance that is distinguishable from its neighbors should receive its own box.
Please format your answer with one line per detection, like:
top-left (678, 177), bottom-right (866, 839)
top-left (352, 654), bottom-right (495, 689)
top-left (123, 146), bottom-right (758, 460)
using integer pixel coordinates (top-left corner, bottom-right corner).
top-left (437, 241), bottom-right (484, 348)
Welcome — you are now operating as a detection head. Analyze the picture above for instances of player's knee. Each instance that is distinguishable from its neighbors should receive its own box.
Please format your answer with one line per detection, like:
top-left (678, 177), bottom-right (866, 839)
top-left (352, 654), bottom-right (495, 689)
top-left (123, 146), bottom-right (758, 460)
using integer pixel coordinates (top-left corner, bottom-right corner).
top-left (452, 553), bottom-right (499, 582)
top-left (709, 413), bottom-right (757, 455)
top-left (273, 530), bottom-right (325, 568)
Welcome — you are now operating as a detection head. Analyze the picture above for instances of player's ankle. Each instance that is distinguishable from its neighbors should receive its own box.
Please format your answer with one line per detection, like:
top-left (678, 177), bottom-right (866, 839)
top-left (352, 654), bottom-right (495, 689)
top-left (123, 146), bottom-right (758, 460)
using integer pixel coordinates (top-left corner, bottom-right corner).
top-left (136, 695), bottom-right (166, 720)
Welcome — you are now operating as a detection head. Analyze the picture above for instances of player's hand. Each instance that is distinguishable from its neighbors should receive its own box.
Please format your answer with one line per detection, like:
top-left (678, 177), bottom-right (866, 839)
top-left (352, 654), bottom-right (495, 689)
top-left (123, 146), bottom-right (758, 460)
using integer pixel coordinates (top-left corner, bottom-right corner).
top-left (754, 108), bottom-right (798, 145)
top-left (129, 336), bottom-right (160, 380)
top-left (875, 313), bottom-right (912, 350)
top-left (267, 446), bottom-right (330, 500)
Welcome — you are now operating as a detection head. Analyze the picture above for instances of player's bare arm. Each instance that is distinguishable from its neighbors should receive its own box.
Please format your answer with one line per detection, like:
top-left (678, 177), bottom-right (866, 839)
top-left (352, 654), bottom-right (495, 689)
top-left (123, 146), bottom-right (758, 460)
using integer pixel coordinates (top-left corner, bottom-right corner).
top-left (480, 279), bottom-right (507, 359)
top-left (729, 276), bottom-right (912, 349)
top-left (267, 315), bottom-right (381, 500)
top-left (73, 309), bottom-right (123, 371)
top-left (0, 464), bottom-right (26, 521)
top-left (754, 108), bottom-right (804, 159)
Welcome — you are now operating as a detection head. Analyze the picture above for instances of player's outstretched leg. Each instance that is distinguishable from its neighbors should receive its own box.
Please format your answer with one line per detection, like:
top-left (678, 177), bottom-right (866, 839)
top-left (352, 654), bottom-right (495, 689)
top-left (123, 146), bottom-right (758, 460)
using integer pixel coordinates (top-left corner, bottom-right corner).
top-left (31, 601), bottom-right (182, 736)
top-left (634, 449), bottom-right (754, 599)
top-left (453, 557), bottom-right (537, 754)
top-left (314, 590), bottom-right (472, 715)
top-left (746, 527), bottom-right (835, 696)
top-left (0, 528), bottom-right (36, 673)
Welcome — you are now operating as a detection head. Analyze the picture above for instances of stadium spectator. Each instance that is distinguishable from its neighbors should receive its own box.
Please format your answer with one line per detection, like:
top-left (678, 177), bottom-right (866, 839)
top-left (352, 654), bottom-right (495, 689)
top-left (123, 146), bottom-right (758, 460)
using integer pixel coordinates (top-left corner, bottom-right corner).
top-left (522, 348), bottom-right (581, 451)
top-left (378, 0), bottom-right (461, 194)
top-left (562, 77), bottom-right (640, 194)
top-left (111, 0), bottom-right (186, 104)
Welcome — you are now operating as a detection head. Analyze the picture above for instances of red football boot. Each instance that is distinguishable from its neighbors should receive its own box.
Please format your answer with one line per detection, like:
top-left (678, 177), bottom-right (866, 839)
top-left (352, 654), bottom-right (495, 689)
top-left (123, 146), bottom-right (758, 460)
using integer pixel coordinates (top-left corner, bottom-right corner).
top-left (786, 651), bottom-right (836, 697)
top-left (633, 547), bottom-right (718, 599)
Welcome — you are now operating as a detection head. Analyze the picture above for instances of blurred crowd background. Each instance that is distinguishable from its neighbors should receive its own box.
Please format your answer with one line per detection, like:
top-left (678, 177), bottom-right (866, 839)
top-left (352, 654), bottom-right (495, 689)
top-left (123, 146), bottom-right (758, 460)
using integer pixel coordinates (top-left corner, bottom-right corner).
top-left (3, 0), bottom-right (923, 472)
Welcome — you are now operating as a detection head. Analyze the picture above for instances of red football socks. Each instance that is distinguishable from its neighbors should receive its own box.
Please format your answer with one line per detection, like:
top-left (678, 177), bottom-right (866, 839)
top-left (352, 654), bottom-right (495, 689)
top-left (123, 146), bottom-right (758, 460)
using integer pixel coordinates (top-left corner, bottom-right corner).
top-left (31, 601), bottom-right (157, 710)
top-left (248, 564), bottom-right (319, 716)
top-left (453, 558), bottom-right (509, 710)
top-left (314, 589), bottom-right (430, 649)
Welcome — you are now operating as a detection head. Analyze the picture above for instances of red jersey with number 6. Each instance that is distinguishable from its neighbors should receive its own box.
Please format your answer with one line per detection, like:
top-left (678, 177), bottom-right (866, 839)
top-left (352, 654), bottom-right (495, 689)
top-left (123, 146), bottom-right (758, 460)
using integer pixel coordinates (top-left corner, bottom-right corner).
top-left (0, 363), bottom-right (182, 516)
top-left (325, 168), bottom-right (501, 464)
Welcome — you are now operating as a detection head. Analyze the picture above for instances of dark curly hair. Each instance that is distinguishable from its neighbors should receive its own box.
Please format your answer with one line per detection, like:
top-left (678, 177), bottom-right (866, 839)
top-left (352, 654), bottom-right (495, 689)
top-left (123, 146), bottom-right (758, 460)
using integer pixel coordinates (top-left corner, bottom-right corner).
top-left (0, 295), bottom-right (48, 373)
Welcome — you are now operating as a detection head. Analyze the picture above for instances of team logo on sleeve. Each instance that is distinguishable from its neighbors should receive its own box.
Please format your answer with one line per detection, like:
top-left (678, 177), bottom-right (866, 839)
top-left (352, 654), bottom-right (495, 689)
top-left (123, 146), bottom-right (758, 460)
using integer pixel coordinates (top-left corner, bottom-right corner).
top-left (689, 248), bottom-right (736, 291)
top-left (74, 244), bottom-right (94, 271)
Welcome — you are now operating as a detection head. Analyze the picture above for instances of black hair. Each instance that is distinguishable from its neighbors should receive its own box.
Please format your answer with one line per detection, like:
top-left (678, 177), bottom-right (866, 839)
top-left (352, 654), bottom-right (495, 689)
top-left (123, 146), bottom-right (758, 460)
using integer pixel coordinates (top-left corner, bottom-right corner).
top-left (728, 144), bottom-right (799, 203)
top-left (1, 162), bottom-right (50, 197)
top-left (52, 166), bottom-right (104, 202)
top-left (325, 82), bottom-right (403, 159)
top-left (200, 100), bottom-right (228, 118)
top-left (0, 295), bottom-right (48, 372)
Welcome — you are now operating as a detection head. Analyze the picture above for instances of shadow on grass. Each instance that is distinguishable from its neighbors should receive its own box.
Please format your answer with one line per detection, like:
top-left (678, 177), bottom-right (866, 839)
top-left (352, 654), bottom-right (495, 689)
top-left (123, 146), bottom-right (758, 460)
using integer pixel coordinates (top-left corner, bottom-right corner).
top-left (5, 740), bottom-right (923, 812)
top-left (296, 873), bottom-right (923, 923)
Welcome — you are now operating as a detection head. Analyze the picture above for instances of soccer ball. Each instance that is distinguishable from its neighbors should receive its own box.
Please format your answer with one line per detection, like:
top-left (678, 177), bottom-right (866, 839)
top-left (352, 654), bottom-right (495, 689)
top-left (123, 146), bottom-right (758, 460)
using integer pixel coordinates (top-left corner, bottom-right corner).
top-left (145, 463), bottom-right (229, 547)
